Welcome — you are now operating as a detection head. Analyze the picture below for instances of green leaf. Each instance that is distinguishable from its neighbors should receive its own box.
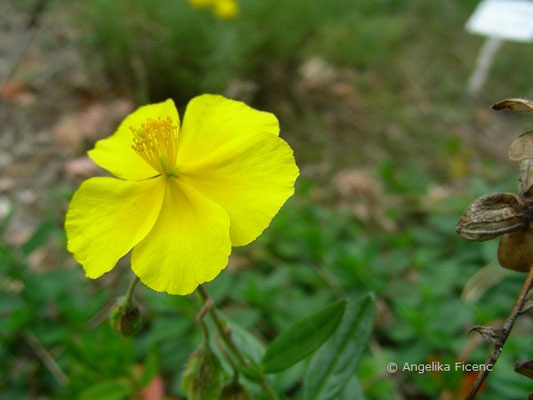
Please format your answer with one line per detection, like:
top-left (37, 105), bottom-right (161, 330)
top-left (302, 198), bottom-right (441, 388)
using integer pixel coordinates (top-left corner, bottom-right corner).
top-left (342, 376), bottom-right (366, 400)
top-left (262, 299), bottom-right (346, 373)
top-left (78, 380), bottom-right (132, 400)
top-left (303, 293), bottom-right (376, 400)
top-left (227, 317), bottom-right (266, 364)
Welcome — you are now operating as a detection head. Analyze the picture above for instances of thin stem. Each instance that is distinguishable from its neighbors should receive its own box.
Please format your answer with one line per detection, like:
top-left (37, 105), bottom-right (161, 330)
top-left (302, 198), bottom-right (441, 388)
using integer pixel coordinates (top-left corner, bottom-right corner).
top-left (196, 285), bottom-right (279, 400)
top-left (125, 276), bottom-right (140, 304)
top-left (215, 334), bottom-right (240, 385)
top-left (23, 330), bottom-right (68, 386)
top-left (465, 266), bottom-right (533, 400)
top-left (196, 295), bottom-right (212, 344)
top-left (197, 286), bottom-right (247, 364)
top-left (256, 375), bottom-right (279, 400)
top-left (0, 0), bottom-right (48, 102)
top-left (195, 294), bottom-right (238, 382)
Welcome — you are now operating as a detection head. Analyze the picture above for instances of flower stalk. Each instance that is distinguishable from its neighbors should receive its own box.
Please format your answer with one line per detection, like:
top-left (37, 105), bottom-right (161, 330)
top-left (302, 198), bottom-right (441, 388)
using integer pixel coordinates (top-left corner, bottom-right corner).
top-left (465, 266), bottom-right (533, 400)
top-left (197, 293), bottom-right (213, 344)
top-left (215, 334), bottom-right (240, 385)
top-left (125, 275), bottom-right (140, 304)
top-left (196, 285), bottom-right (279, 400)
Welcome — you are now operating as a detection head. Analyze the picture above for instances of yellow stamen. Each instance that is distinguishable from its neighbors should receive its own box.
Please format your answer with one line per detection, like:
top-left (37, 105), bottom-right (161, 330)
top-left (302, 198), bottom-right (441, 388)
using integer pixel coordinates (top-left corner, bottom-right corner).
top-left (131, 117), bottom-right (178, 175)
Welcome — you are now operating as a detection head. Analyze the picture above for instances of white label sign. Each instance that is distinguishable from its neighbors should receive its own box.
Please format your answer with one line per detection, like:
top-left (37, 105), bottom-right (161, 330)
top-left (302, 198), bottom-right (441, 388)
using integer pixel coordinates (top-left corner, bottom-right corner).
top-left (466, 0), bottom-right (533, 43)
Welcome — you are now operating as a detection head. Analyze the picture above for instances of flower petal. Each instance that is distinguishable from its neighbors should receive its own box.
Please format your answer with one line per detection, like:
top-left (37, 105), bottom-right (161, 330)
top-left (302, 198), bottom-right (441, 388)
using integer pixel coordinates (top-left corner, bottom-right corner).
top-left (179, 132), bottom-right (299, 246)
top-left (177, 94), bottom-right (279, 166)
top-left (88, 99), bottom-right (179, 179)
top-left (131, 179), bottom-right (231, 295)
top-left (65, 177), bottom-right (166, 278)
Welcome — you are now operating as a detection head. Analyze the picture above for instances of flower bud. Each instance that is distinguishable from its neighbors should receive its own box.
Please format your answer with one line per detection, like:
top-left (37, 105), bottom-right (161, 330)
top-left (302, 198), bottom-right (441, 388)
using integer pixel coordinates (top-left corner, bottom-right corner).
top-left (218, 382), bottom-right (251, 400)
top-left (110, 296), bottom-right (140, 336)
top-left (182, 345), bottom-right (223, 400)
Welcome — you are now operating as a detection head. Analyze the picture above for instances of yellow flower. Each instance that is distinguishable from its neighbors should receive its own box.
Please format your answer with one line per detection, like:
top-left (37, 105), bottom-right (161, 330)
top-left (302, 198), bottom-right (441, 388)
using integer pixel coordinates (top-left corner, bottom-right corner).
top-left (65, 95), bottom-right (299, 295)
top-left (188, 0), bottom-right (239, 19)
top-left (188, 0), bottom-right (212, 8)
top-left (213, 0), bottom-right (238, 19)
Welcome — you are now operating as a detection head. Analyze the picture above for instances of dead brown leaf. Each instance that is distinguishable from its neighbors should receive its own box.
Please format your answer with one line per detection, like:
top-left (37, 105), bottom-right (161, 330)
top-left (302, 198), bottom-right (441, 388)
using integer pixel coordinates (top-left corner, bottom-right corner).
top-left (139, 376), bottom-right (165, 400)
top-left (65, 156), bottom-right (100, 177)
top-left (52, 98), bottom-right (134, 154)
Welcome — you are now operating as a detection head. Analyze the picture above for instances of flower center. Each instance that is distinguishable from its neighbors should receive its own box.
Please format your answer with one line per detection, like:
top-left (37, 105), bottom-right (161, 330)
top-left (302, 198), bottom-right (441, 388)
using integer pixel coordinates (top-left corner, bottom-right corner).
top-left (131, 117), bottom-right (178, 175)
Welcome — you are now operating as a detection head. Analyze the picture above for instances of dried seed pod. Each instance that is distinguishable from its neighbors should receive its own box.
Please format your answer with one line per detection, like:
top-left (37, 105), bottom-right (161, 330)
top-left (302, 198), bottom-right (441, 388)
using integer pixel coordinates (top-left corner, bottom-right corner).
top-left (469, 325), bottom-right (505, 346)
top-left (498, 228), bottom-right (533, 272)
top-left (520, 183), bottom-right (533, 204)
top-left (509, 131), bottom-right (533, 162)
top-left (509, 132), bottom-right (533, 192)
top-left (518, 160), bottom-right (533, 195)
top-left (514, 359), bottom-right (533, 379)
top-left (492, 98), bottom-right (533, 112)
top-left (456, 193), bottom-right (525, 241)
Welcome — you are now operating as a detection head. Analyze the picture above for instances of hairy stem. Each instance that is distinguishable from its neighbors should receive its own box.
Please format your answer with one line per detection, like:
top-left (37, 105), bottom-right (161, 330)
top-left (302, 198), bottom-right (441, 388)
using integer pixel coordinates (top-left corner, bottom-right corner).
top-left (465, 266), bottom-right (533, 400)
top-left (197, 285), bottom-right (279, 400)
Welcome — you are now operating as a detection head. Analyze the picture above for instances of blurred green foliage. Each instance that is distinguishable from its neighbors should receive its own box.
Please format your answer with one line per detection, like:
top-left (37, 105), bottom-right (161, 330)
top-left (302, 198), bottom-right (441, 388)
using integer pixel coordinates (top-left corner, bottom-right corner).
top-left (70, 0), bottom-right (533, 175)
top-left (73, 0), bottom-right (484, 101)
top-left (2, 173), bottom-right (533, 398)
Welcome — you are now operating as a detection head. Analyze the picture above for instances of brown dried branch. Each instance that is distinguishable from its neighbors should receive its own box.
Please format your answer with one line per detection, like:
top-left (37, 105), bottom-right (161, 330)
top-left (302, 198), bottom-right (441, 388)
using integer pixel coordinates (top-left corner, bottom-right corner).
top-left (465, 267), bottom-right (533, 400)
